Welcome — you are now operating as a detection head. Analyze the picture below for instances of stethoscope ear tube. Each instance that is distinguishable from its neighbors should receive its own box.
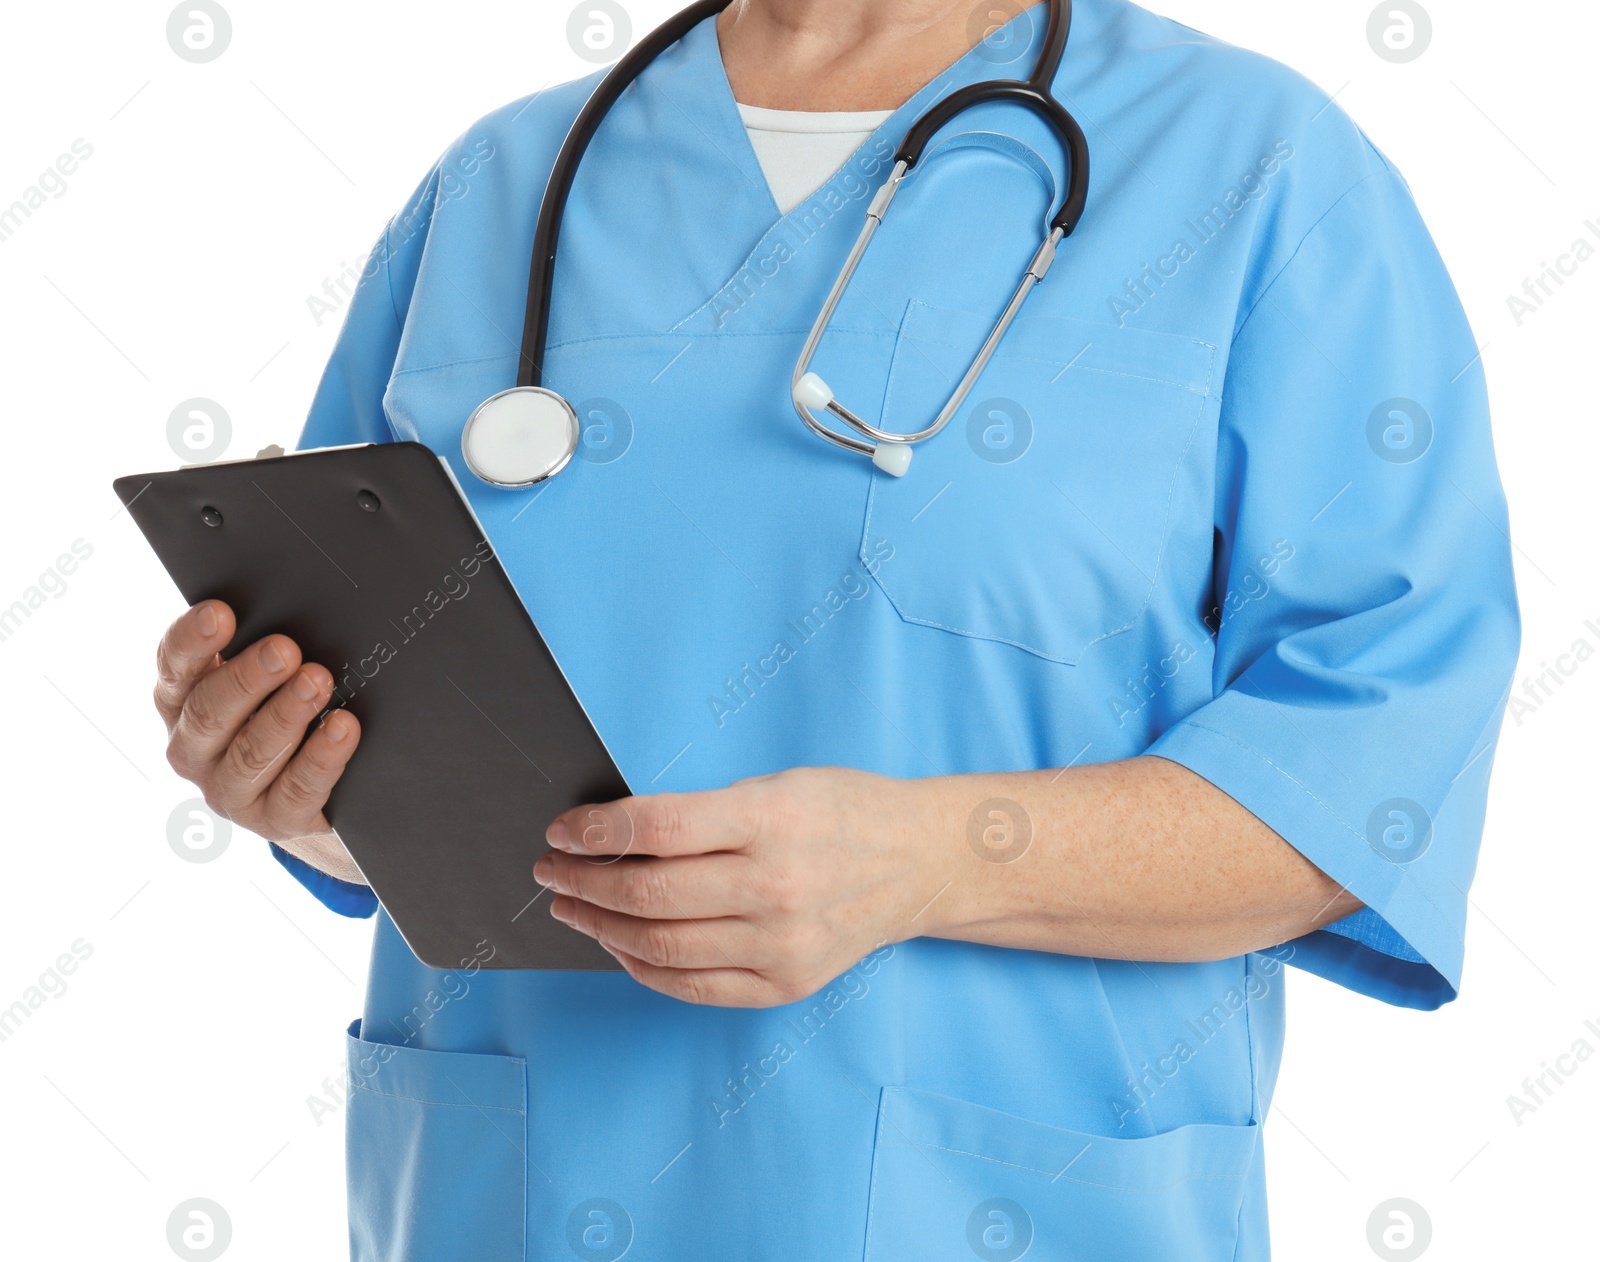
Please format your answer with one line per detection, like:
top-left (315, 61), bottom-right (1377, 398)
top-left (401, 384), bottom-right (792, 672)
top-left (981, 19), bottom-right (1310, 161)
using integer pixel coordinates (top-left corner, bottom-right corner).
top-left (470, 0), bottom-right (735, 488)
top-left (791, 0), bottom-right (1087, 473)
top-left (892, 82), bottom-right (1089, 235)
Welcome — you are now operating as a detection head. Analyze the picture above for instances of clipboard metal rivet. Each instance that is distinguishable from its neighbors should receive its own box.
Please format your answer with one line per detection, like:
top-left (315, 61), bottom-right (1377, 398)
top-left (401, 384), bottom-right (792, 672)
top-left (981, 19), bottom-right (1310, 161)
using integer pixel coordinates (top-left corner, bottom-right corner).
top-left (356, 490), bottom-right (381, 512)
top-left (200, 506), bottom-right (223, 527)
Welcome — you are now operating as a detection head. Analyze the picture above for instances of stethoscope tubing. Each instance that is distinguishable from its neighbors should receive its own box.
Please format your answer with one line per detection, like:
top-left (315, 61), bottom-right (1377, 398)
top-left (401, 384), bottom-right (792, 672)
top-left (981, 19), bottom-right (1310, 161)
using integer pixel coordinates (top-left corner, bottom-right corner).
top-left (895, 80), bottom-right (1088, 234)
top-left (517, 0), bottom-right (736, 390)
top-left (496, 0), bottom-right (1086, 481)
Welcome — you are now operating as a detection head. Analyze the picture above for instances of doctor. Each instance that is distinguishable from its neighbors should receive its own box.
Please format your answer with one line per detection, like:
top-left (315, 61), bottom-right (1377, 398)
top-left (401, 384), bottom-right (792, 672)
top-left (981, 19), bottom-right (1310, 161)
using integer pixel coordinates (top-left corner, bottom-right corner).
top-left (152, 0), bottom-right (1518, 1257)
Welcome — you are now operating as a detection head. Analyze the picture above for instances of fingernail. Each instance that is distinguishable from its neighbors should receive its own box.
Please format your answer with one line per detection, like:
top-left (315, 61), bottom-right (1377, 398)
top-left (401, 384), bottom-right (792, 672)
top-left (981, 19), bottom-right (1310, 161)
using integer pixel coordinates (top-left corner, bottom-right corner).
top-left (550, 900), bottom-right (576, 926)
top-left (533, 855), bottom-right (555, 886)
top-left (545, 818), bottom-right (572, 849)
top-left (323, 714), bottom-right (349, 743)
top-left (291, 670), bottom-right (318, 702)
top-left (195, 603), bottom-right (218, 637)
top-left (260, 640), bottom-right (286, 673)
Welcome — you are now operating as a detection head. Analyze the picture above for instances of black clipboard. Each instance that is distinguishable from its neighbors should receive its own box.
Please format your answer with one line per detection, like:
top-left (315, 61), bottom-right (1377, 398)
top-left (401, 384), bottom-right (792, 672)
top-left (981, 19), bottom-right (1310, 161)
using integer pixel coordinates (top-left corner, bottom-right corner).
top-left (113, 442), bottom-right (628, 971)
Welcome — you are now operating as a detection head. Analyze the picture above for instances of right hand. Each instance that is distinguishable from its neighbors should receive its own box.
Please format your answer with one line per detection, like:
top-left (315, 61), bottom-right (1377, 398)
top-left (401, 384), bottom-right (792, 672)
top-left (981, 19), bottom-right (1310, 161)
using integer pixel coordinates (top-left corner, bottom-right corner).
top-left (155, 600), bottom-right (367, 884)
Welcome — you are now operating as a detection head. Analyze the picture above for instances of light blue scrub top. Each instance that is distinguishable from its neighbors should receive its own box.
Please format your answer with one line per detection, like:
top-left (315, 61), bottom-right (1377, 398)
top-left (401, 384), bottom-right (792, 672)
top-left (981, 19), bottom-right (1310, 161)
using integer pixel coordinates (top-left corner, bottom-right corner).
top-left (281, 2), bottom-right (1519, 1257)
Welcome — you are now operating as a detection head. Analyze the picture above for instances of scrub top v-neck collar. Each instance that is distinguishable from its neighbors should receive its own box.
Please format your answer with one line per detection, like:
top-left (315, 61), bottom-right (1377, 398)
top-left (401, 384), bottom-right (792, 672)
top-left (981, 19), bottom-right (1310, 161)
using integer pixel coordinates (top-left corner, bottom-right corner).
top-left (663, 5), bottom-right (1064, 250)
top-left (624, 5), bottom-right (1075, 344)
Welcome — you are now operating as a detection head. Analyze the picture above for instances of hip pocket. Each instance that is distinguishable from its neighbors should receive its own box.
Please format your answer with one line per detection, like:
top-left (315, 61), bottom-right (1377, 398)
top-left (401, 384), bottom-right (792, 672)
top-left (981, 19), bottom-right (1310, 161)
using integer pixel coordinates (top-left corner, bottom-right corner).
top-left (864, 304), bottom-right (1216, 664)
top-left (863, 1087), bottom-right (1257, 1262)
top-left (346, 1020), bottom-right (527, 1262)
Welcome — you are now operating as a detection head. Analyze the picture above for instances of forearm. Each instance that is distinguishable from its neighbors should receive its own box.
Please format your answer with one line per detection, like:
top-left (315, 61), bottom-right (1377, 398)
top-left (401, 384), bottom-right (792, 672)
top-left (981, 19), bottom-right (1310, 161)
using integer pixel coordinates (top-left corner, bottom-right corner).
top-left (276, 828), bottom-right (369, 886)
top-left (914, 755), bottom-right (1363, 963)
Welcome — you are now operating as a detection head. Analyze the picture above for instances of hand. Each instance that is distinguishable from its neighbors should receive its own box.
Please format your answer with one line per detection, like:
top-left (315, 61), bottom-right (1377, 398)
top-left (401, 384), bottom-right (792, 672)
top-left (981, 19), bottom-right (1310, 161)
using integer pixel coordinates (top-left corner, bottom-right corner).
top-left (535, 767), bottom-right (952, 1007)
top-left (154, 600), bottom-right (366, 884)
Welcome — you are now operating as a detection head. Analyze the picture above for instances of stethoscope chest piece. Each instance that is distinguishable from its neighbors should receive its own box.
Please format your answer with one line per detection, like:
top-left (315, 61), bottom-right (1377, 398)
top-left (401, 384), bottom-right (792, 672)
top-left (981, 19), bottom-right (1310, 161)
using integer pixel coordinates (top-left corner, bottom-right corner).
top-left (461, 387), bottom-right (580, 487)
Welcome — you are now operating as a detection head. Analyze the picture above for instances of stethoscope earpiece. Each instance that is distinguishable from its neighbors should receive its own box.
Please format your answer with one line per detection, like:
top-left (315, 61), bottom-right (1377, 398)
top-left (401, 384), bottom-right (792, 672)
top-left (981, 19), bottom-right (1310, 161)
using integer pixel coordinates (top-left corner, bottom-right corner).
top-left (792, 373), bottom-right (833, 411)
top-left (871, 443), bottom-right (913, 477)
top-left (794, 374), bottom-right (912, 477)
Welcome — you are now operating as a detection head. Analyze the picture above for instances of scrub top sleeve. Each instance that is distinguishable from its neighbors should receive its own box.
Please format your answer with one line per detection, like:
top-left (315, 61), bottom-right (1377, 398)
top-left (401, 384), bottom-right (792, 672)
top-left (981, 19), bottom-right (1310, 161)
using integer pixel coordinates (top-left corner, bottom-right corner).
top-left (274, 168), bottom-right (441, 918)
top-left (1145, 165), bottom-right (1520, 1011)
top-left (296, 165), bottom-right (439, 451)
top-left (268, 844), bottom-right (377, 918)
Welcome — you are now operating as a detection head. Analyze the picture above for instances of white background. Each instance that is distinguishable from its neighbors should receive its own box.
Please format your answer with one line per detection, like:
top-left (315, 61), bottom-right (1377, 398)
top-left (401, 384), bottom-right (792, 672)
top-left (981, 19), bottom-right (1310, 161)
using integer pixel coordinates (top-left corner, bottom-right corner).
top-left (0, 1), bottom-right (1594, 1259)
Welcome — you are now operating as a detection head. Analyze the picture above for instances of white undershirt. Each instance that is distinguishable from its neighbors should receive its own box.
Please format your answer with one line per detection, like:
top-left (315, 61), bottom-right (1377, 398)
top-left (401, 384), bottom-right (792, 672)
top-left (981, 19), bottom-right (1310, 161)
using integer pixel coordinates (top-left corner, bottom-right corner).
top-left (737, 103), bottom-right (894, 214)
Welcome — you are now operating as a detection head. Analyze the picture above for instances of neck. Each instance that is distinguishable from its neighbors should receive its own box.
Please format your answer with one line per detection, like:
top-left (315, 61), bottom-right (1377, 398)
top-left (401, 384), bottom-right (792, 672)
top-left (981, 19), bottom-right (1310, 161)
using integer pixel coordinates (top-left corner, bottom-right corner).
top-left (717, 0), bottom-right (1047, 111)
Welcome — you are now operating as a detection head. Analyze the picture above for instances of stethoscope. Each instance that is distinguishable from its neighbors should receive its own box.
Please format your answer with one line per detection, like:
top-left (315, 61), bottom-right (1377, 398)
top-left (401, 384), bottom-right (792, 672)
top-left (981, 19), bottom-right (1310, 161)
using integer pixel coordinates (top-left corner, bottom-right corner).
top-left (460, 0), bottom-right (1089, 488)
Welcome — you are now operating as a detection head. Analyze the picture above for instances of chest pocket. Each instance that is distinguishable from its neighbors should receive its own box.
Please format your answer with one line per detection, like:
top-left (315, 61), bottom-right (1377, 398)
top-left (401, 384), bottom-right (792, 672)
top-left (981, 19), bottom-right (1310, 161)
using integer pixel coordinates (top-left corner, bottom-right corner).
top-left (861, 302), bottom-right (1216, 665)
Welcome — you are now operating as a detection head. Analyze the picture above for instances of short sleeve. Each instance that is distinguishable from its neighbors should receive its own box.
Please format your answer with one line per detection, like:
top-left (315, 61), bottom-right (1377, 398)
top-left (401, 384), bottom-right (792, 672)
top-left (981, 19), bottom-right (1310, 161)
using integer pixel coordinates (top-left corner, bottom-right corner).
top-left (276, 166), bottom-right (440, 917)
top-left (297, 165), bottom-right (437, 450)
top-left (1146, 165), bottom-right (1520, 1010)
top-left (269, 843), bottom-right (378, 918)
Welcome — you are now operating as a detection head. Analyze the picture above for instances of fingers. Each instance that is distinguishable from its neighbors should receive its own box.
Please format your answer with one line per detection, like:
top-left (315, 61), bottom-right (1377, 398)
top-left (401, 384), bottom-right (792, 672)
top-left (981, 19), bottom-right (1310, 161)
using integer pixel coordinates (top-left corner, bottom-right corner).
top-left (208, 663), bottom-right (337, 813)
top-left (169, 633), bottom-right (303, 773)
top-left (154, 601), bottom-right (235, 729)
top-left (155, 600), bottom-right (356, 843)
top-left (546, 788), bottom-right (759, 859)
top-left (256, 709), bottom-right (362, 837)
top-left (549, 897), bottom-right (768, 971)
top-left (598, 947), bottom-right (792, 1009)
top-left (534, 853), bottom-right (753, 919)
